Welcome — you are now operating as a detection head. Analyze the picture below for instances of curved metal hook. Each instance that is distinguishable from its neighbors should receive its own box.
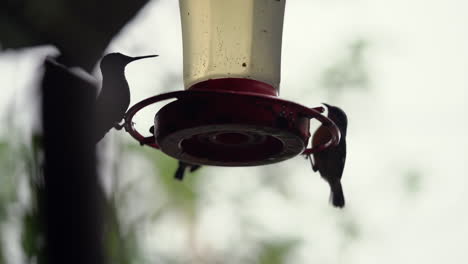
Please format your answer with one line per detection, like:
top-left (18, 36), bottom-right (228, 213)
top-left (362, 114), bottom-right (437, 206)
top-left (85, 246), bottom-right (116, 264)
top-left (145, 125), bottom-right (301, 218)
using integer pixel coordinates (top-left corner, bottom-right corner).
top-left (123, 91), bottom-right (189, 149)
top-left (301, 107), bottom-right (341, 155)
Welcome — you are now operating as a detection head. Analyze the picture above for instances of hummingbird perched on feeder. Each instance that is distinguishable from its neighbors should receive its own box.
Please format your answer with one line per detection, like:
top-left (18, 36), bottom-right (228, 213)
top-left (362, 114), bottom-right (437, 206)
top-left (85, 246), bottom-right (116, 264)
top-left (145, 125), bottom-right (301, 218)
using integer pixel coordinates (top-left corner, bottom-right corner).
top-left (310, 103), bottom-right (348, 208)
top-left (94, 53), bottom-right (158, 142)
top-left (98, 54), bottom-right (203, 180)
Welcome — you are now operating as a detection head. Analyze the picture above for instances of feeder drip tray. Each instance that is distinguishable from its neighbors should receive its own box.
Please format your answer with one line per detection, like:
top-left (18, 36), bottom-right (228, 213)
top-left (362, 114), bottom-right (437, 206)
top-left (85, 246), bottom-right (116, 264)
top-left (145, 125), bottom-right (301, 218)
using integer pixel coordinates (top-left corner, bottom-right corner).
top-left (154, 92), bottom-right (308, 166)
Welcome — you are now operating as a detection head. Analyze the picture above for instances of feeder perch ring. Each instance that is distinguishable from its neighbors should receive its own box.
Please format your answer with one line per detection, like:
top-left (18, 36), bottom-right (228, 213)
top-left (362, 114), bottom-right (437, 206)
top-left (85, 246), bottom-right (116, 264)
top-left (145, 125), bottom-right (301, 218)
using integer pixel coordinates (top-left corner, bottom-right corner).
top-left (124, 89), bottom-right (341, 166)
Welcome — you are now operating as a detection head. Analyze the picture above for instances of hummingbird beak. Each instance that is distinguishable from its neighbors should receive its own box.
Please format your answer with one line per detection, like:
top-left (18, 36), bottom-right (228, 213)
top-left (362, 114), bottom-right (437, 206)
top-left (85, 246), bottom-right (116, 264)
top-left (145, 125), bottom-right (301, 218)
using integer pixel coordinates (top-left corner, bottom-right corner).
top-left (130, 55), bottom-right (158, 62)
top-left (321, 103), bottom-right (331, 108)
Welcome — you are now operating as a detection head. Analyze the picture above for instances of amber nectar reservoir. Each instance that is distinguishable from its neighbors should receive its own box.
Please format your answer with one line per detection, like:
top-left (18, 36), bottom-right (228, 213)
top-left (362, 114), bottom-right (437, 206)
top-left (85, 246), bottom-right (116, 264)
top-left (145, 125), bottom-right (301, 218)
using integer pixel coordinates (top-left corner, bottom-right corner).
top-left (179, 0), bottom-right (285, 95)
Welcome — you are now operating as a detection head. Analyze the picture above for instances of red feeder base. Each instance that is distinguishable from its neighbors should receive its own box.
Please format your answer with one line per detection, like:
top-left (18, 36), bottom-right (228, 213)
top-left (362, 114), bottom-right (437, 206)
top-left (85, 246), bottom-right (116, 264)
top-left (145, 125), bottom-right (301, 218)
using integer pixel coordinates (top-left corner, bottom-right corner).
top-left (124, 79), bottom-right (340, 167)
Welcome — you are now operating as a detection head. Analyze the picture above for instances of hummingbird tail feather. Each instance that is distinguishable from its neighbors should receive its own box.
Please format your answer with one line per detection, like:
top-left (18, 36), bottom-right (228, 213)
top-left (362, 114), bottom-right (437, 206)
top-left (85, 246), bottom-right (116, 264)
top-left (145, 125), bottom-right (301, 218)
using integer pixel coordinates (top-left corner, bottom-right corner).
top-left (329, 181), bottom-right (345, 208)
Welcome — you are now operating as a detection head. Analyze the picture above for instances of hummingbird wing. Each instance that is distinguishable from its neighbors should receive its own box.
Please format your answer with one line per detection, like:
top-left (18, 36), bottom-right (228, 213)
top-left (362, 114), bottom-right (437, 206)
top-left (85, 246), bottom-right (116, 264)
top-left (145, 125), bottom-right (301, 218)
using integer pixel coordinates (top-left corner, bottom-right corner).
top-left (94, 78), bottom-right (130, 143)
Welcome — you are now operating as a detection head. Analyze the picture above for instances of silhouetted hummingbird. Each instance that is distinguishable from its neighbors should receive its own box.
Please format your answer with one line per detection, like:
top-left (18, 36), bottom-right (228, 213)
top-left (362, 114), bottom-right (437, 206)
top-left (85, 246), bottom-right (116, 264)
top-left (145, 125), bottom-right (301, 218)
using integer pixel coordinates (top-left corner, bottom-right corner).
top-left (95, 53), bottom-right (157, 142)
top-left (310, 103), bottom-right (348, 208)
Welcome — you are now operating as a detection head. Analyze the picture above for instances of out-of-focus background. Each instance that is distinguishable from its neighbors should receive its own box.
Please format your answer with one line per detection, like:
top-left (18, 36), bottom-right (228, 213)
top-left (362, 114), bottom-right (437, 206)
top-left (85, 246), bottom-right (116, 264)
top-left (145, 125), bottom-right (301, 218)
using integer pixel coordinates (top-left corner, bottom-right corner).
top-left (1, 0), bottom-right (468, 263)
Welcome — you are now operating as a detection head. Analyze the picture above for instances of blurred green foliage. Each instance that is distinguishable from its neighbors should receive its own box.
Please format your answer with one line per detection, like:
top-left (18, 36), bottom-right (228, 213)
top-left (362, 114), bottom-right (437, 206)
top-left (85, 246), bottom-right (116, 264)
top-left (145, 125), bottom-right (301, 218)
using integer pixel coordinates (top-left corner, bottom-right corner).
top-left (338, 214), bottom-right (360, 246)
top-left (403, 169), bottom-right (422, 194)
top-left (104, 191), bottom-right (143, 264)
top-left (123, 143), bottom-right (200, 219)
top-left (256, 240), bottom-right (298, 264)
top-left (320, 39), bottom-right (370, 100)
top-left (0, 141), bottom-right (15, 222)
top-left (0, 140), bottom-right (12, 264)
top-left (0, 132), bottom-right (44, 264)
top-left (20, 134), bottom-right (47, 264)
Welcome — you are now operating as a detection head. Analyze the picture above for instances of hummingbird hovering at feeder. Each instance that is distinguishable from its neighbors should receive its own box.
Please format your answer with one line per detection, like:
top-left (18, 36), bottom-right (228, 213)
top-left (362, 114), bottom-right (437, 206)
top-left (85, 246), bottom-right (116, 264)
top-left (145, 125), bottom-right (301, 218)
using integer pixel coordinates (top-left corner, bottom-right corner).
top-left (95, 53), bottom-right (158, 142)
top-left (310, 103), bottom-right (348, 208)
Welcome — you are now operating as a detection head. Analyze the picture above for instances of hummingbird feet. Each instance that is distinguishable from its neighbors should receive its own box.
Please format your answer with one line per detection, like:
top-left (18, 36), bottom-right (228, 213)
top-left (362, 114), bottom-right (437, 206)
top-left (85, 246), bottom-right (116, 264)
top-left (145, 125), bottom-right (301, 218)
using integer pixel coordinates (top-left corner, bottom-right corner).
top-left (146, 126), bottom-right (202, 181)
top-left (113, 121), bottom-right (125, 130)
top-left (174, 161), bottom-right (202, 181)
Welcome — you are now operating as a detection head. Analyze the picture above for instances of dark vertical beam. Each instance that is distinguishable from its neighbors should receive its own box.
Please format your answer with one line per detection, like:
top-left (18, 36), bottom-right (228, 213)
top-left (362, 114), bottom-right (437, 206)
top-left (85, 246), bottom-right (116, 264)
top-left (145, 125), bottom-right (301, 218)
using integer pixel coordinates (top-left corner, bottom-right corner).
top-left (41, 59), bottom-right (105, 264)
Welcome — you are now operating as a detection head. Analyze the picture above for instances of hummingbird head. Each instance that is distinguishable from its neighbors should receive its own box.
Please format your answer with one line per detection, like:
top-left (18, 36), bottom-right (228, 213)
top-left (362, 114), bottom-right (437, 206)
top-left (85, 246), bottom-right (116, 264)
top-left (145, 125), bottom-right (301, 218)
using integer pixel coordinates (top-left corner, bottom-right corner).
top-left (100, 53), bottom-right (158, 74)
top-left (323, 103), bottom-right (348, 137)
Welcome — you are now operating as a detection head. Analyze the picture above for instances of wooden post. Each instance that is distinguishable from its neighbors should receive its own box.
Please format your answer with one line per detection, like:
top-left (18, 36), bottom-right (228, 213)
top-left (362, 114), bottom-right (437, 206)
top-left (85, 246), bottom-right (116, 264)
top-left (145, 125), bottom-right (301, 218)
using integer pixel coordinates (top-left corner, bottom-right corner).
top-left (41, 59), bottom-right (105, 264)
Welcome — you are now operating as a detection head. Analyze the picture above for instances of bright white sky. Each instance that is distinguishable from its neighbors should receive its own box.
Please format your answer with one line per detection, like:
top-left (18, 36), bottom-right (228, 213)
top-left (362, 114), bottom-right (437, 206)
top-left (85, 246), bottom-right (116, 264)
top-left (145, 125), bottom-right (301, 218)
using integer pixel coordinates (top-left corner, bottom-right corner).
top-left (1, 0), bottom-right (468, 263)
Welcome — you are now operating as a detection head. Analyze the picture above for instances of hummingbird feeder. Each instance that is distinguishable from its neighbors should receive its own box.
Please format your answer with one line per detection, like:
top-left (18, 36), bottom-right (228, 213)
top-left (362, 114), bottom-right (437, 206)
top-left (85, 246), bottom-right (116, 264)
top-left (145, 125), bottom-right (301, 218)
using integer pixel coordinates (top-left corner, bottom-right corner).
top-left (124, 0), bottom-right (341, 166)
